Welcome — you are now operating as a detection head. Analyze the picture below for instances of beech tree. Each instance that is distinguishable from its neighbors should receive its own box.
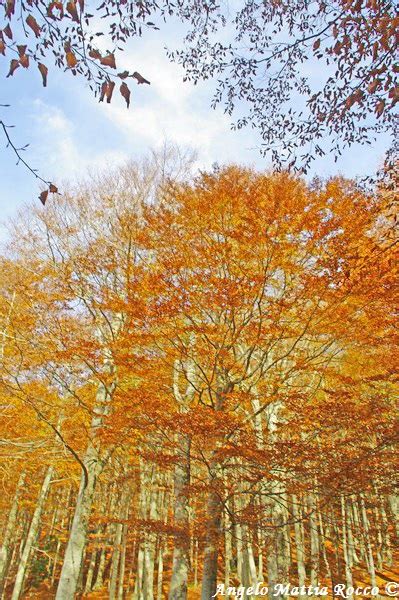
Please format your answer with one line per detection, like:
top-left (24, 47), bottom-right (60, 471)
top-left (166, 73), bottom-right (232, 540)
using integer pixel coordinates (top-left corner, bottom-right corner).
top-left (1, 158), bottom-right (397, 599)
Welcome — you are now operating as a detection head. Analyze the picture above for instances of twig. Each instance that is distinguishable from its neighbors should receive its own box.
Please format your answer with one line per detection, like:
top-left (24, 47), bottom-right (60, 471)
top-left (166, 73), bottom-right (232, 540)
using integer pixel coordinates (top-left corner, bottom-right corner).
top-left (0, 119), bottom-right (52, 187)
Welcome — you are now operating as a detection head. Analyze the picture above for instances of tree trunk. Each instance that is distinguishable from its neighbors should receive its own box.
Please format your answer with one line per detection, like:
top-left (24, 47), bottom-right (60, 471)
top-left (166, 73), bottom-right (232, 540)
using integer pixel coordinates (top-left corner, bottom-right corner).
top-left (388, 494), bottom-right (399, 537)
top-left (224, 505), bottom-right (232, 590)
top-left (292, 494), bottom-right (306, 592)
top-left (0, 471), bottom-right (26, 596)
top-left (110, 483), bottom-right (131, 600)
top-left (341, 495), bottom-right (353, 600)
top-left (308, 493), bottom-right (319, 588)
top-left (84, 548), bottom-right (97, 594)
top-left (55, 445), bottom-right (101, 600)
top-left (11, 466), bottom-right (53, 600)
top-left (168, 434), bottom-right (191, 600)
top-left (56, 342), bottom-right (117, 600)
top-left (360, 495), bottom-right (377, 590)
top-left (156, 538), bottom-right (164, 600)
top-left (201, 483), bottom-right (223, 600)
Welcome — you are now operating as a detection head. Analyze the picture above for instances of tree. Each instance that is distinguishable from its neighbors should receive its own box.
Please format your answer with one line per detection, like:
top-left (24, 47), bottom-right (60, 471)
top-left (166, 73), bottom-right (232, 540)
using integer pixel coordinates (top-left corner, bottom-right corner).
top-left (0, 159), bottom-right (397, 598)
top-left (144, 166), bottom-right (397, 597)
top-left (170, 0), bottom-right (398, 171)
top-left (1, 0), bottom-right (398, 193)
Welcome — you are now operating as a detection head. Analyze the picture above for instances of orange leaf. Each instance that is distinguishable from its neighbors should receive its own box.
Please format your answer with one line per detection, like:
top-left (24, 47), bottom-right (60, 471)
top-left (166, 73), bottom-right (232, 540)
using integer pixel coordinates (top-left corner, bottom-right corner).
top-left (49, 183), bottom-right (58, 193)
top-left (375, 100), bottom-right (385, 117)
top-left (66, 1), bottom-right (79, 22)
top-left (99, 81), bottom-right (108, 102)
top-left (367, 79), bottom-right (379, 94)
top-left (66, 50), bottom-right (78, 68)
top-left (3, 24), bottom-right (13, 40)
top-left (47, 1), bottom-right (64, 19)
top-left (89, 48), bottom-right (101, 60)
top-left (313, 39), bottom-right (320, 50)
top-left (105, 81), bottom-right (115, 103)
top-left (100, 53), bottom-right (116, 69)
top-left (0, 39), bottom-right (5, 56)
top-left (5, 0), bottom-right (15, 18)
top-left (38, 62), bottom-right (48, 86)
top-left (39, 190), bottom-right (49, 206)
top-left (17, 44), bottom-right (27, 57)
top-left (19, 54), bottom-right (30, 68)
top-left (26, 14), bottom-right (41, 37)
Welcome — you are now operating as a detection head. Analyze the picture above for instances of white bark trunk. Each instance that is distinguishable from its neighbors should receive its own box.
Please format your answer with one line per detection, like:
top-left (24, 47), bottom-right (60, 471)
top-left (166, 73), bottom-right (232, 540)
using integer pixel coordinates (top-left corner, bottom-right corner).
top-left (341, 496), bottom-right (353, 600)
top-left (292, 494), bottom-right (306, 592)
top-left (0, 471), bottom-right (26, 594)
top-left (168, 434), bottom-right (191, 600)
top-left (56, 337), bottom-right (117, 600)
top-left (11, 466), bottom-right (53, 600)
top-left (55, 444), bottom-right (101, 600)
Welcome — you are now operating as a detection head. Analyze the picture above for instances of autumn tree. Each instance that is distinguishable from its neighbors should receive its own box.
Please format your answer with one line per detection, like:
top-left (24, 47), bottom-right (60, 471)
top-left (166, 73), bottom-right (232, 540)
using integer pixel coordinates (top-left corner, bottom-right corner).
top-left (0, 159), bottom-right (397, 598)
top-left (143, 166), bottom-right (398, 598)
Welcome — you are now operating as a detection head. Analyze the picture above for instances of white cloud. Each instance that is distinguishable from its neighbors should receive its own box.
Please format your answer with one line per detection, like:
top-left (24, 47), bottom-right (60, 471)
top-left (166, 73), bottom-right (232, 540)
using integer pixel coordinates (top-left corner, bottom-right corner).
top-left (98, 39), bottom-right (261, 169)
top-left (31, 99), bottom-right (128, 179)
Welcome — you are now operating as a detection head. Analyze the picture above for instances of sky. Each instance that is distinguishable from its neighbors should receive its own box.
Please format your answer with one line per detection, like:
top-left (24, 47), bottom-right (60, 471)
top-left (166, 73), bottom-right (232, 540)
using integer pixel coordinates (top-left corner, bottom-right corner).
top-left (0, 19), bottom-right (391, 241)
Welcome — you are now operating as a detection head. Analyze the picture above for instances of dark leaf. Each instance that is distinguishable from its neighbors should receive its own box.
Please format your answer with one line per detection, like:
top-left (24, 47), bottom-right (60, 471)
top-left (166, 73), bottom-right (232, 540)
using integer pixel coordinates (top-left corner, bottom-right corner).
top-left (26, 14), bottom-right (41, 37)
top-left (120, 82), bottom-right (131, 107)
top-left (39, 190), bottom-right (49, 205)
top-left (7, 59), bottom-right (20, 77)
top-left (38, 63), bottom-right (48, 86)
top-left (132, 71), bottom-right (150, 85)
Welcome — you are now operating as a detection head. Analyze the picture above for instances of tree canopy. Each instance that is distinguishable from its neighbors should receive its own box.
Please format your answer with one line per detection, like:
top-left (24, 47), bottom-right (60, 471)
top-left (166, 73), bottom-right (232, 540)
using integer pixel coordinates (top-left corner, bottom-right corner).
top-left (1, 0), bottom-right (398, 186)
top-left (0, 158), bottom-right (397, 598)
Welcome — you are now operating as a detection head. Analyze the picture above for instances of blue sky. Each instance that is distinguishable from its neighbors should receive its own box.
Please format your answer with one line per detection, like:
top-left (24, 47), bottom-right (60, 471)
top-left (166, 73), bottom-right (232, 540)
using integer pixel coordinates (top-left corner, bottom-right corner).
top-left (0, 22), bottom-right (391, 240)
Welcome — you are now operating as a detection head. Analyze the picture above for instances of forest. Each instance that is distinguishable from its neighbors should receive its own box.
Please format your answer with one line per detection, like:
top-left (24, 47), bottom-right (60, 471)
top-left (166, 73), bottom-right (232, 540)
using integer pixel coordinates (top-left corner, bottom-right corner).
top-left (0, 154), bottom-right (397, 599)
top-left (0, 0), bottom-right (398, 597)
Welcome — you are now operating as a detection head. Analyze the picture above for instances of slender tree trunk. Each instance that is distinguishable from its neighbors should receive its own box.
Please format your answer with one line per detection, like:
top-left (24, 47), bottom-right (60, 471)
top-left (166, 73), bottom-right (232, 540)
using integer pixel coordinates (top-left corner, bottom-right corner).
top-left (309, 493), bottom-right (319, 588)
top-left (0, 471), bottom-right (26, 596)
top-left (292, 494), bottom-right (306, 592)
top-left (94, 546), bottom-right (107, 591)
top-left (378, 497), bottom-right (392, 566)
top-left (388, 495), bottom-right (399, 537)
top-left (55, 445), bottom-right (101, 600)
top-left (93, 489), bottom-right (114, 592)
top-left (169, 434), bottom-right (191, 600)
top-left (235, 514), bottom-right (243, 584)
top-left (241, 525), bottom-right (258, 595)
top-left (257, 526), bottom-right (264, 583)
top-left (317, 501), bottom-right (332, 583)
top-left (110, 483), bottom-right (131, 600)
top-left (224, 505), bottom-right (232, 590)
top-left (360, 495), bottom-right (377, 590)
top-left (201, 481), bottom-right (223, 600)
top-left (84, 548), bottom-right (97, 594)
top-left (56, 341), bottom-right (117, 600)
top-left (133, 545), bottom-right (145, 599)
top-left (193, 539), bottom-right (199, 588)
top-left (117, 523), bottom-right (129, 600)
top-left (11, 466), bottom-right (53, 600)
top-left (156, 538), bottom-right (164, 600)
top-left (341, 496), bottom-right (353, 600)
top-left (169, 352), bottom-right (196, 600)
top-left (138, 466), bottom-right (158, 600)
top-left (110, 524), bottom-right (124, 600)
